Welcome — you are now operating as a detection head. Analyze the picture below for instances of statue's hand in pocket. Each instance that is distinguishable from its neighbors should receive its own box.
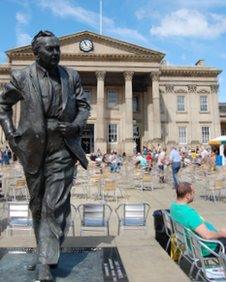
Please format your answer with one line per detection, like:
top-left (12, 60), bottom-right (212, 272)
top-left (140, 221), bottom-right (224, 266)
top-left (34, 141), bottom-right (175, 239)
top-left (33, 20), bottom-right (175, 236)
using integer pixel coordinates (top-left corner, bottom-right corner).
top-left (57, 122), bottom-right (80, 137)
top-left (7, 134), bottom-right (17, 151)
top-left (7, 131), bottom-right (22, 152)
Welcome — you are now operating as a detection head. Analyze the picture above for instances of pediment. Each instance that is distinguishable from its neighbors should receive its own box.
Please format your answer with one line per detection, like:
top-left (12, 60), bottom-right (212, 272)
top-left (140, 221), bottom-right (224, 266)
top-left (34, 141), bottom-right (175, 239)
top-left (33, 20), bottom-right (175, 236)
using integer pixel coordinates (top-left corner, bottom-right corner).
top-left (6, 31), bottom-right (164, 62)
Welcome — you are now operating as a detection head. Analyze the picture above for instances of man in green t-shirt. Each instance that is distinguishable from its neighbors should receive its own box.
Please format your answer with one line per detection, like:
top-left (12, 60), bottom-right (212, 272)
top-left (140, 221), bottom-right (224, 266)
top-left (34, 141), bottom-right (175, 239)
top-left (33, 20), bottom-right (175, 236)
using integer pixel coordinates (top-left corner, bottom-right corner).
top-left (170, 182), bottom-right (226, 255)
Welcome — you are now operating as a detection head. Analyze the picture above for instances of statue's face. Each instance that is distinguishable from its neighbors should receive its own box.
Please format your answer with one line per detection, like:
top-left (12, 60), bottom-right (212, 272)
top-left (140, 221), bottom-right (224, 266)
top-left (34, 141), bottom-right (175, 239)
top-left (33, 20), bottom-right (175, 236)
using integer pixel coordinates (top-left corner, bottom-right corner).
top-left (37, 36), bottom-right (60, 68)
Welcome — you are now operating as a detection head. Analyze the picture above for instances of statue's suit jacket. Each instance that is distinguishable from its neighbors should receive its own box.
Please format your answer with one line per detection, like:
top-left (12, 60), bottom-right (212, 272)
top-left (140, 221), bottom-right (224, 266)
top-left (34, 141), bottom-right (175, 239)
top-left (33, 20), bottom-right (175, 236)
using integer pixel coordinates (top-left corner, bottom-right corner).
top-left (0, 63), bottom-right (90, 174)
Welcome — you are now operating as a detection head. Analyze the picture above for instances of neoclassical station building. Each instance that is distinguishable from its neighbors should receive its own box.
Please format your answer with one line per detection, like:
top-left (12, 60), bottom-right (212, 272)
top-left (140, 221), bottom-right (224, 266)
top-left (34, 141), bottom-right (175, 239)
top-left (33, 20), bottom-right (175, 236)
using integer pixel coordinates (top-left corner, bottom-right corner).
top-left (0, 31), bottom-right (221, 155)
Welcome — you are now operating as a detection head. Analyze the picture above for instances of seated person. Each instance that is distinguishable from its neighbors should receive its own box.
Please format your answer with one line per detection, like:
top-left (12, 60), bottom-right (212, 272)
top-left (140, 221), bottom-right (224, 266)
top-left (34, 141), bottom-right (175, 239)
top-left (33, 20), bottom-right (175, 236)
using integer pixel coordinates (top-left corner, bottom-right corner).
top-left (134, 153), bottom-right (142, 167)
top-left (139, 155), bottom-right (147, 170)
top-left (170, 182), bottom-right (226, 255)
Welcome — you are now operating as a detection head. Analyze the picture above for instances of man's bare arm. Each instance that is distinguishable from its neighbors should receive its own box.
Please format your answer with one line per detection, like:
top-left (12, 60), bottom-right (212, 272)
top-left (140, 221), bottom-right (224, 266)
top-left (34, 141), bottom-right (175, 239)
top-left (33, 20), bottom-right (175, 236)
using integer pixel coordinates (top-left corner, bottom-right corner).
top-left (195, 223), bottom-right (226, 240)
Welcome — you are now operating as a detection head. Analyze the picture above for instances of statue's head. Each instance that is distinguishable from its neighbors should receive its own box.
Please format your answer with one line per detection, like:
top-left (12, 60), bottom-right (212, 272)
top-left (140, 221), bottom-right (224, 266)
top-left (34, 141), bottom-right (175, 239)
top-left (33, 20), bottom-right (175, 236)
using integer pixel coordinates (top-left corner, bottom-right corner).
top-left (31, 30), bottom-right (60, 69)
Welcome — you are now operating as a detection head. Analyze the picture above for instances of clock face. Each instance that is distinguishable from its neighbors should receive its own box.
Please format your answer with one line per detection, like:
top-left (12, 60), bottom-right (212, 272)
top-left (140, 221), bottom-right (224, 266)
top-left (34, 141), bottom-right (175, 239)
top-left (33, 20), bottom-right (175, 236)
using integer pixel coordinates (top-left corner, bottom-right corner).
top-left (79, 39), bottom-right (93, 52)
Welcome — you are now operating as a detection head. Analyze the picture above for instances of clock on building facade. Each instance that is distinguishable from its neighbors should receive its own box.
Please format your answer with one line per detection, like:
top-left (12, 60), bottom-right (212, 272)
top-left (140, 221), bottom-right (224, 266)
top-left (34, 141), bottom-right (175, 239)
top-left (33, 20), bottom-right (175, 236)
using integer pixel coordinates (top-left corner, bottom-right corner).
top-left (79, 39), bottom-right (93, 52)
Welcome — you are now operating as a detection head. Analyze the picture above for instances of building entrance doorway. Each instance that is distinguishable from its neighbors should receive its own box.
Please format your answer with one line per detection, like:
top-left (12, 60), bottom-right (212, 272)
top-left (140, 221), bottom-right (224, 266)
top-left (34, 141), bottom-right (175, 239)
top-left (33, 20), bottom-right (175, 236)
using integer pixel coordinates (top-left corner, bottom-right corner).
top-left (81, 124), bottom-right (94, 154)
top-left (133, 125), bottom-right (141, 153)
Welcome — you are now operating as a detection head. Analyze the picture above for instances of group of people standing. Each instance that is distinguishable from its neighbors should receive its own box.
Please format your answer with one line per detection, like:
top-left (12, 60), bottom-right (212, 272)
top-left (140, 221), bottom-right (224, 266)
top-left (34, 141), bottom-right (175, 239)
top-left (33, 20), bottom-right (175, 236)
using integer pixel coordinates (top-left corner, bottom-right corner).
top-left (0, 146), bottom-right (12, 165)
top-left (134, 145), bottom-right (181, 189)
top-left (157, 146), bottom-right (181, 188)
top-left (137, 144), bottom-right (213, 189)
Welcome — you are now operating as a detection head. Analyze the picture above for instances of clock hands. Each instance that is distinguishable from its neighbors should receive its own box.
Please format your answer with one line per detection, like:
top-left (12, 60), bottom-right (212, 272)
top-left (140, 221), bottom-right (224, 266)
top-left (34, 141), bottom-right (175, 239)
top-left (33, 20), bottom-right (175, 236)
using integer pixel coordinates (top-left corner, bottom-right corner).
top-left (80, 39), bottom-right (93, 52)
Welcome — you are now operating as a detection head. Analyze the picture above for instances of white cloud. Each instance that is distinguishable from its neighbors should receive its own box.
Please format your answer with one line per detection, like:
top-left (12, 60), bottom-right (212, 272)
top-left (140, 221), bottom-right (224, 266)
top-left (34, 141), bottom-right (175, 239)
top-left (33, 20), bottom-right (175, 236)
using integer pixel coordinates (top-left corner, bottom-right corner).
top-left (0, 52), bottom-right (7, 63)
top-left (16, 32), bottom-right (32, 46)
top-left (16, 12), bottom-right (29, 25)
top-left (135, 8), bottom-right (149, 20)
top-left (181, 54), bottom-right (187, 61)
top-left (135, 0), bottom-right (226, 21)
top-left (38, 0), bottom-right (147, 43)
top-left (39, 0), bottom-right (99, 29)
top-left (150, 9), bottom-right (226, 39)
top-left (174, 0), bottom-right (226, 9)
top-left (135, 8), bottom-right (160, 21)
top-left (109, 27), bottom-right (147, 43)
top-left (15, 11), bottom-right (32, 46)
top-left (220, 53), bottom-right (226, 59)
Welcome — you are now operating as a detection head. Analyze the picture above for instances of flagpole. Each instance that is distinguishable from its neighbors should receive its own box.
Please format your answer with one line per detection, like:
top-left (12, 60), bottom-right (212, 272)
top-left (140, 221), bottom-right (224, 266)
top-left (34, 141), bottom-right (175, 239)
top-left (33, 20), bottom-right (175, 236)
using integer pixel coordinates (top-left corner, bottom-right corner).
top-left (100, 0), bottom-right (103, 35)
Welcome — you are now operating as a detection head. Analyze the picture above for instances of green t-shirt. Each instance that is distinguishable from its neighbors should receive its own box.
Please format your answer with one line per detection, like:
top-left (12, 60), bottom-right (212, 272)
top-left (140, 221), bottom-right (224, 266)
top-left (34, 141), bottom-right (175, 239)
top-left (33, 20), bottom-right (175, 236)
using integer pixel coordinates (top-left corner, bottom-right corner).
top-left (170, 202), bottom-right (217, 256)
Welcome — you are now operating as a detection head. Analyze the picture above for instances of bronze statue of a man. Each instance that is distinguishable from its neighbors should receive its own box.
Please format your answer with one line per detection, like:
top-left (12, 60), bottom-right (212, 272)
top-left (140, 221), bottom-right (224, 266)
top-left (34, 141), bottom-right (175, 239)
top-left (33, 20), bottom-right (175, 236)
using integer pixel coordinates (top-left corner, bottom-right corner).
top-left (0, 31), bottom-right (90, 281)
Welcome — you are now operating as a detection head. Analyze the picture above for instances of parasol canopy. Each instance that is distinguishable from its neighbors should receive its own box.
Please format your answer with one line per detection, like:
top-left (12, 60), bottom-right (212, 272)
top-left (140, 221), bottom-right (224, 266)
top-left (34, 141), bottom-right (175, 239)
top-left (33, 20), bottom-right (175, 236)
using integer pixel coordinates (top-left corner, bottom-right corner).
top-left (208, 136), bottom-right (226, 145)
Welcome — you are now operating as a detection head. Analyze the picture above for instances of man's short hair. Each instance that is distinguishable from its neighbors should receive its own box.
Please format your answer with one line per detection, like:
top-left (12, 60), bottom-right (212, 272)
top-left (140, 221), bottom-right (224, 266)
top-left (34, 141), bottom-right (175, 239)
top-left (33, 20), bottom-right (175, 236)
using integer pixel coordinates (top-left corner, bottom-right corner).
top-left (31, 30), bottom-right (57, 55)
top-left (176, 182), bottom-right (192, 198)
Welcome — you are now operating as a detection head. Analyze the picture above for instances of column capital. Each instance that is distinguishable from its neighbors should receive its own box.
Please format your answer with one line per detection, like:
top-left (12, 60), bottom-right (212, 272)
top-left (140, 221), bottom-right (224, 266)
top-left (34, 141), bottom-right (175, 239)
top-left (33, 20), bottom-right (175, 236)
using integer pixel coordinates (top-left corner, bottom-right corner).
top-left (124, 71), bottom-right (134, 81)
top-left (95, 71), bottom-right (106, 81)
top-left (165, 84), bottom-right (174, 93)
top-left (210, 84), bottom-right (219, 93)
top-left (150, 72), bottom-right (160, 81)
top-left (0, 82), bottom-right (4, 90)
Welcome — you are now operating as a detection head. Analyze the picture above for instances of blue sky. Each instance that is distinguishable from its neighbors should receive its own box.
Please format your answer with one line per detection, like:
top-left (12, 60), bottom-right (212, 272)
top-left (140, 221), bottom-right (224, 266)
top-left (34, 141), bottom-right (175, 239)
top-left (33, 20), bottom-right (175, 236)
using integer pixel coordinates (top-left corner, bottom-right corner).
top-left (0, 0), bottom-right (226, 101)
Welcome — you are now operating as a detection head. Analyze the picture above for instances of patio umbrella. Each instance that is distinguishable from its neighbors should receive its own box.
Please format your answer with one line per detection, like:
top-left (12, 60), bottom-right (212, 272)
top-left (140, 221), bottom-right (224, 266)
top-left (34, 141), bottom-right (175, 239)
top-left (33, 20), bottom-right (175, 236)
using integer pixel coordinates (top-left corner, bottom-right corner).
top-left (208, 136), bottom-right (226, 145)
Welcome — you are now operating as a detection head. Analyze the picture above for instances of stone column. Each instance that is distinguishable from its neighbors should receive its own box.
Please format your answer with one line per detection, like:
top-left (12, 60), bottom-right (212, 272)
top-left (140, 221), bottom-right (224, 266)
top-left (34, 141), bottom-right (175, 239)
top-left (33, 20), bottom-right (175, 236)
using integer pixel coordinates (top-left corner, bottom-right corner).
top-left (124, 71), bottom-right (134, 155)
top-left (188, 84), bottom-right (199, 144)
top-left (95, 71), bottom-right (107, 153)
top-left (146, 85), bottom-right (154, 143)
top-left (211, 84), bottom-right (221, 137)
top-left (165, 84), bottom-right (175, 144)
top-left (152, 73), bottom-right (161, 140)
top-left (0, 83), bottom-right (5, 144)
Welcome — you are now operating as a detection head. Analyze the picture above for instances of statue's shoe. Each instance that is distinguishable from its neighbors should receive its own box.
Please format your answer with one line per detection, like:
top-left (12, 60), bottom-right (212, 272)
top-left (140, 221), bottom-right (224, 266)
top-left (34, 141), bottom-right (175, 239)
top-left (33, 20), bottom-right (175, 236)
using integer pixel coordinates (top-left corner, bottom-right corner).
top-left (27, 255), bottom-right (38, 271)
top-left (27, 263), bottom-right (36, 271)
top-left (27, 262), bottom-right (58, 271)
top-left (38, 264), bottom-right (53, 282)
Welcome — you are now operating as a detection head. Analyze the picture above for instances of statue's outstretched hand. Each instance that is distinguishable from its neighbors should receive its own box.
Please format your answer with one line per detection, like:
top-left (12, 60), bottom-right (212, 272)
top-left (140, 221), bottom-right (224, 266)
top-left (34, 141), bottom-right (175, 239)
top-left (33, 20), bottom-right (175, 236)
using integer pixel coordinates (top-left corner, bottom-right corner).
top-left (57, 122), bottom-right (79, 137)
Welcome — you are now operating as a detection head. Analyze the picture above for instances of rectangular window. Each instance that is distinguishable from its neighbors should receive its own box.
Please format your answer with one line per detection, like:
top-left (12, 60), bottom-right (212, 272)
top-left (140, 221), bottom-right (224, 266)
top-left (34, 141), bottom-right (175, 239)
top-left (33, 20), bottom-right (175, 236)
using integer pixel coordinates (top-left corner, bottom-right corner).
top-left (84, 89), bottom-right (92, 103)
top-left (133, 96), bottom-right (139, 112)
top-left (108, 124), bottom-right (117, 143)
top-left (200, 95), bottom-right (208, 112)
top-left (107, 90), bottom-right (118, 108)
top-left (201, 126), bottom-right (210, 143)
top-left (177, 96), bottom-right (185, 112)
top-left (178, 127), bottom-right (187, 144)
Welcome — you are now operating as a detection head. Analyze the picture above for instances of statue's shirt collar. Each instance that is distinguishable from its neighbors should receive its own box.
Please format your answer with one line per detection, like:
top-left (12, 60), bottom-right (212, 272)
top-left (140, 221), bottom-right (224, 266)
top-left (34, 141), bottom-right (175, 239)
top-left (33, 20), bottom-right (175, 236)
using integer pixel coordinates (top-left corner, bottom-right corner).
top-left (36, 63), bottom-right (48, 78)
top-left (36, 62), bottom-right (60, 80)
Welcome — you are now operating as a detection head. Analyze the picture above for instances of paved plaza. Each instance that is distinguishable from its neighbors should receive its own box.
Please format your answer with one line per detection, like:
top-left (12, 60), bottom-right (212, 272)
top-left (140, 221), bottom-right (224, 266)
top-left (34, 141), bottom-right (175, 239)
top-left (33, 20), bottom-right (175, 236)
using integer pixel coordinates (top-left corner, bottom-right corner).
top-left (1, 162), bottom-right (226, 281)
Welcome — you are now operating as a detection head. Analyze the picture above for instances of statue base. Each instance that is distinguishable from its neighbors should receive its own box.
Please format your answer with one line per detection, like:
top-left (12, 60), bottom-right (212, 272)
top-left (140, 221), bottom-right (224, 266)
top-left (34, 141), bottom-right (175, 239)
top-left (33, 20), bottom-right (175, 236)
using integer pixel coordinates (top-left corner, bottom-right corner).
top-left (0, 247), bottom-right (128, 281)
